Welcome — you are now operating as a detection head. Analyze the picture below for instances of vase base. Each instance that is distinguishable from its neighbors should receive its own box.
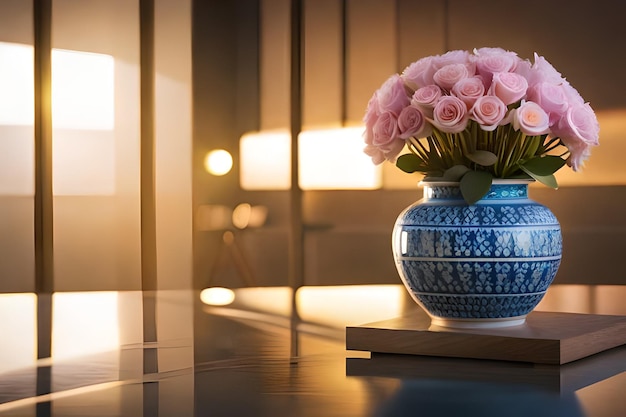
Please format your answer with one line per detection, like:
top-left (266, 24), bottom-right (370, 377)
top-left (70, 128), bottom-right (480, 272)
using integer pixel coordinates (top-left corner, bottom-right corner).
top-left (430, 315), bottom-right (527, 329)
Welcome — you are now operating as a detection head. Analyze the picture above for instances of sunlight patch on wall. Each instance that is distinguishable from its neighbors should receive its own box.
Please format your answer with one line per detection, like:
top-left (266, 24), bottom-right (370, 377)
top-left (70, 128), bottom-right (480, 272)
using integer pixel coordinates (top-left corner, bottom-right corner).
top-left (0, 42), bottom-right (35, 196)
top-left (0, 42), bottom-right (116, 196)
top-left (239, 127), bottom-right (382, 190)
top-left (51, 49), bottom-right (115, 131)
top-left (299, 127), bottom-right (382, 190)
top-left (52, 49), bottom-right (116, 195)
top-left (0, 43), bottom-right (115, 130)
top-left (240, 130), bottom-right (291, 190)
top-left (0, 42), bottom-right (34, 126)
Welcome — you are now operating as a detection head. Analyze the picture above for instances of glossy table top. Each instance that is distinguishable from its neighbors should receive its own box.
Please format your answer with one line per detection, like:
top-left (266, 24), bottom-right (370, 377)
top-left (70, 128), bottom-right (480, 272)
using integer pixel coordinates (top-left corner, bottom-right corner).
top-left (0, 284), bottom-right (624, 416)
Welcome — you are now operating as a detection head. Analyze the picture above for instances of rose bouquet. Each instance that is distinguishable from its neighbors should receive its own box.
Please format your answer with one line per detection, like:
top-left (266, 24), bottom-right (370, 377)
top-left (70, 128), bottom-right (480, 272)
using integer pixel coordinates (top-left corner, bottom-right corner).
top-left (362, 47), bottom-right (600, 203)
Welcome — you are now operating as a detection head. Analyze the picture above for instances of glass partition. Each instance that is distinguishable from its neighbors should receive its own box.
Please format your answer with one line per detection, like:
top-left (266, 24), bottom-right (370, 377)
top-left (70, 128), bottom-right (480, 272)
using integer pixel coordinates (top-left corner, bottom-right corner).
top-left (51, 0), bottom-right (142, 292)
top-left (0, 2), bottom-right (36, 293)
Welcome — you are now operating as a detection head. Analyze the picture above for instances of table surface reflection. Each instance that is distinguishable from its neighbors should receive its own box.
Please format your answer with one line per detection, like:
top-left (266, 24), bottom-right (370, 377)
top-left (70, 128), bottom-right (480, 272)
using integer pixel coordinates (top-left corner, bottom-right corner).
top-left (0, 284), bottom-right (624, 417)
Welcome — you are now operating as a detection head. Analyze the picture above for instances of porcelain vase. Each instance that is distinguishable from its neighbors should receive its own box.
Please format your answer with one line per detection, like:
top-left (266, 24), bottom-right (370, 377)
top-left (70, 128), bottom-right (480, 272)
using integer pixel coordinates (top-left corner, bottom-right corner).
top-left (391, 180), bottom-right (562, 329)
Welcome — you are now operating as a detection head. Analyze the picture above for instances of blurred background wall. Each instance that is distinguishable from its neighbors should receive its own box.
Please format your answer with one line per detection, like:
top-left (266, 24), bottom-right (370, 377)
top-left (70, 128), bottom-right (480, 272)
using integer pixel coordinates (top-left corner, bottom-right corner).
top-left (0, 0), bottom-right (624, 297)
top-left (193, 0), bottom-right (626, 289)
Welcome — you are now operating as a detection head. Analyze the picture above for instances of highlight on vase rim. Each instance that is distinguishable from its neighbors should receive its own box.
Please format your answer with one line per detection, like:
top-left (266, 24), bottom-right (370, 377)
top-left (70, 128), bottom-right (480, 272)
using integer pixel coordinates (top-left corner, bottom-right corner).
top-left (362, 47), bottom-right (600, 204)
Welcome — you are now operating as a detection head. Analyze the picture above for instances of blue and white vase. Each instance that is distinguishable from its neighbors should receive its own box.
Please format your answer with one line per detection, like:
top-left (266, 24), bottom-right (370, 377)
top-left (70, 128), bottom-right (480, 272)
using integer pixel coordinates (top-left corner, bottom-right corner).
top-left (392, 180), bottom-right (562, 329)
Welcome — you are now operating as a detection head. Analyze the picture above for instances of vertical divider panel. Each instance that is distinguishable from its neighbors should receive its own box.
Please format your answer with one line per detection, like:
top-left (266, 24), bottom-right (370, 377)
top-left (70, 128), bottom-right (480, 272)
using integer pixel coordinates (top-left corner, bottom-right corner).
top-left (33, 0), bottom-right (54, 360)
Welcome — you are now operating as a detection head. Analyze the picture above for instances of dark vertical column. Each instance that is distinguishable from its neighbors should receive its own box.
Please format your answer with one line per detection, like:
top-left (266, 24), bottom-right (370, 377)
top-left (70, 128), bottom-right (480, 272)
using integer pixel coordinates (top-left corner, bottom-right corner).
top-left (288, 0), bottom-right (304, 361)
top-left (340, 0), bottom-right (348, 124)
top-left (143, 382), bottom-right (159, 417)
top-left (140, 0), bottom-right (158, 373)
top-left (33, 1), bottom-right (53, 411)
top-left (236, 0), bottom-right (261, 135)
top-left (442, 0), bottom-right (449, 51)
top-left (33, 0), bottom-right (53, 363)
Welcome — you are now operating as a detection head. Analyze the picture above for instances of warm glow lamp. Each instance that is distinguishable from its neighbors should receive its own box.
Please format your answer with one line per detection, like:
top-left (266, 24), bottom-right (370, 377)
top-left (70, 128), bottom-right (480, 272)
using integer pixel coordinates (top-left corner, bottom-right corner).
top-left (204, 149), bottom-right (233, 176)
top-left (200, 287), bottom-right (236, 306)
top-left (232, 203), bottom-right (268, 229)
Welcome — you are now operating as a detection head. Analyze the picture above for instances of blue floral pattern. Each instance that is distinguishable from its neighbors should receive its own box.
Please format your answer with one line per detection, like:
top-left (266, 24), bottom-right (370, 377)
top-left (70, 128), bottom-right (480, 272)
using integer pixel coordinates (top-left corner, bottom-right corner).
top-left (392, 182), bottom-right (562, 321)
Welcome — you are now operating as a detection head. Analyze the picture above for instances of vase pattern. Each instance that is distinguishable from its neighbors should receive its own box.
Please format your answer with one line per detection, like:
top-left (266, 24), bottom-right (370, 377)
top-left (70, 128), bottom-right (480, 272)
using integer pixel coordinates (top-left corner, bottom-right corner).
top-left (392, 181), bottom-right (562, 328)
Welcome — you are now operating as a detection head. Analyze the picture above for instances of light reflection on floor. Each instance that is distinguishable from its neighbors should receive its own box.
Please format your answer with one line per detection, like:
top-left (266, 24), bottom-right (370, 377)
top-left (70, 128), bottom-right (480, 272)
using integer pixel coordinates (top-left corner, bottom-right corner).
top-left (0, 294), bottom-right (36, 373)
top-left (0, 291), bottom-right (135, 375)
top-left (52, 292), bottom-right (121, 360)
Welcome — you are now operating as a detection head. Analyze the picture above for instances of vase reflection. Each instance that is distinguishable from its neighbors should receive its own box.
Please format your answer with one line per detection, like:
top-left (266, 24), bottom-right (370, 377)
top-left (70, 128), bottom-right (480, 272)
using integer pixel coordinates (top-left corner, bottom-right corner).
top-left (373, 379), bottom-right (583, 417)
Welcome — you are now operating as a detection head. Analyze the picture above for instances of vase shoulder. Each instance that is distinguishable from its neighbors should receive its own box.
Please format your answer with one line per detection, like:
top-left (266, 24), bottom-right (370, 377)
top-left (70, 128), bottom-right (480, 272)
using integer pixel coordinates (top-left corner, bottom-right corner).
top-left (398, 200), bottom-right (559, 227)
top-left (421, 180), bottom-right (531, 201)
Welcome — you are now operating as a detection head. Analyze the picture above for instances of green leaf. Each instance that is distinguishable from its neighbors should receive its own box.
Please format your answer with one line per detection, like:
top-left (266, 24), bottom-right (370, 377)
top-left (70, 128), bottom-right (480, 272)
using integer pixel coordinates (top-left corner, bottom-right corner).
top-left (507, 171), bottom-right (533, 180)
top-left (460, 170), bottom-right (493, 205)
top-left (396, 154), bottom-right (425, 173)
top-left (425, 170), bottom-right (445, 178)
top-left (520, 155), bottom-right (566, 176)
top-left (443, 165), bottom-right (470, 181)
top-left (467, 150), bottom-right (498, 167)
top-left (519, 169), bottom-right (559, 189)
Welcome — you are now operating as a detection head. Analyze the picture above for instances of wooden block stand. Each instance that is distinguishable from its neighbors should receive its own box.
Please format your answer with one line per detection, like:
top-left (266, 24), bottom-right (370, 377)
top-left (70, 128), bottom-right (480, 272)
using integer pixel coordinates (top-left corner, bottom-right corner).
top-left (346, 310), bottom-right (626, 364)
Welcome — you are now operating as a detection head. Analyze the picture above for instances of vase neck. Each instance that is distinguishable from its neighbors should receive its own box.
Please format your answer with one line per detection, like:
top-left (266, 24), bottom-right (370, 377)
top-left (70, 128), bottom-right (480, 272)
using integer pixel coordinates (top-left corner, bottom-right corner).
top-left (422, 181), bottom-right (530, 201)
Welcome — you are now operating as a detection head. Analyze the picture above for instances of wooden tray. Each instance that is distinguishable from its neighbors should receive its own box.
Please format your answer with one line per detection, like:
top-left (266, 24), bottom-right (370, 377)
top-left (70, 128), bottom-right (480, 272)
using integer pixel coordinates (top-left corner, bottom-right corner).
top-left (345, 310), bottom-right (626, 364)
top-left (346, 344), bottom-right (626, 392)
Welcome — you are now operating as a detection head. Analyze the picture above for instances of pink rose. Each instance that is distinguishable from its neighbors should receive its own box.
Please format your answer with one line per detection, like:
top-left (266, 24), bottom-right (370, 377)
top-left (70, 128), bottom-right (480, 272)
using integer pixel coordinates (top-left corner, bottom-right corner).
top-left (512, 101), bottom-right (550, 135)
top-left (562, 83), bottom-right (585, 107)
top-left (363, 144), bottom-right (385, 165)
top-left (362, 94), bottom-right (380, 145)
top-left (526, 82), bottom-right (569, 125)
top-left (433, 63), bottom-right (470, 91)
top-left (432, 95), bottom-right (469, 133)
top-left (565, 141), bottom-right (593, 172)
top-left (372, 111), bottom-right (400, 149)
top-left (489, 72), bottom-right (528, 105)
top-left (363, 93), bottom-right (380, 124)
top-left (376, 74), bottom-right (410, 115)
top-left (527, 53), bottom-right (565, 86)
top-left (451, 76), bottom-right (485, 109)
top-left (513, 58), bottom-right (532, 80)
top-left (552, 102), bottom-right (600, 147)
top-left (473, 47), bottom-right (521, 85)
top-left (401, 56), bottom-right (437, 90)
top-left (397, 105), bottom-right (431, 139)
top-left (434, 50), bottom-right (471, 68)
top-left (364, 110), bottom-right (406, 164)
top-left (470, 96), bottom-right (507, 131)
top-left (363, 111), bottom-right (406, 164)
top-left (412, 85), bottom-right (442, 117)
